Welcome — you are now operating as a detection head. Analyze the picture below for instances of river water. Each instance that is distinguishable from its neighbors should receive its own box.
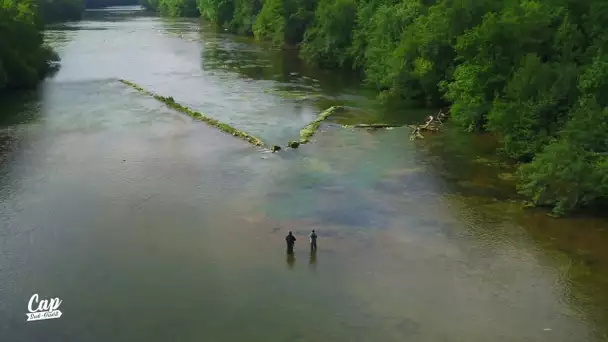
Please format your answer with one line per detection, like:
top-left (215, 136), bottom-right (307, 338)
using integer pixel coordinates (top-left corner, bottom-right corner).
top-left (1, 6), bottom-right (608, 342)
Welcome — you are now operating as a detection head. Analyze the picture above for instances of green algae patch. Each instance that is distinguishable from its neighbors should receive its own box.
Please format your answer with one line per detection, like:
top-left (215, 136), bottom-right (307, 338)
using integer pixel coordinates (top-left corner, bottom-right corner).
top-left (299, 106), bottom-right (344, 144)
top-left (119, 79), bottom-right (267, 149)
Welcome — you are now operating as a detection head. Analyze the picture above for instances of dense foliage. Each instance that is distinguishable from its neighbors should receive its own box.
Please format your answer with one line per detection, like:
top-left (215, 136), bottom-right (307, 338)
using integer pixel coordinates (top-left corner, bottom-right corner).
top-left (1, 0), bottom-right (141, 92)
top-left (140, 0), bottom-right (199, 17)
top-left (0, 0), bottom-right (59, 92)
top-left (109, 0), bottom-right (608, 215)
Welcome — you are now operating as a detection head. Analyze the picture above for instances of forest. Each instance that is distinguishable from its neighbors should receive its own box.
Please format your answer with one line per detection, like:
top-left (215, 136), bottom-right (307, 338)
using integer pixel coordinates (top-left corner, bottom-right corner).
top-left (141, 0), bottom-right (607, 216)
top-left (140, 0), bottom-right (199, 17)
top-left (0, 0), bottom-right (59, 92)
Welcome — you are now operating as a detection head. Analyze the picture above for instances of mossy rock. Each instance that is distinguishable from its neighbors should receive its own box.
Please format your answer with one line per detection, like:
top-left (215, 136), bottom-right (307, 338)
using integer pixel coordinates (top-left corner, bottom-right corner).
top-left (119, 79), bottom-right (267, 149)
top-left (298, 106), bottom-right (344, 144)
top-left (271, 145), bottom-right (282, 152)
top-left (288, 141), bottom-right (300, 148)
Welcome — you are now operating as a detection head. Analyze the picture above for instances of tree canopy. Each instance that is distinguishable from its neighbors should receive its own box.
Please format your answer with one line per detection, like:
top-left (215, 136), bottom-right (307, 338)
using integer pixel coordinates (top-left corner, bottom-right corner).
top-left (0, 0), bottom-right (59, 92)
top-left (140, 0), bottom-right (199, 17)
top-left (0, 0), bottom-right (143, 94)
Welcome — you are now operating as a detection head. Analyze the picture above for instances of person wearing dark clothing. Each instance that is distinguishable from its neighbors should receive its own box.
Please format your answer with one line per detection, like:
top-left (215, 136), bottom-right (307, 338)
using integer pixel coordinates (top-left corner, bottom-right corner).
top-left (309, 230), bottom-right (318, 251)
top-left (285, 231), bottom-right (296, 254)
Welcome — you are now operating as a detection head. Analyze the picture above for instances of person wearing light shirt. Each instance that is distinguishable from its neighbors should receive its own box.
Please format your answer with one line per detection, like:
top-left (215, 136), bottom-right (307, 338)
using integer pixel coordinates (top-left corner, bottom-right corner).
top-left (309, 230), bottom-right (318, 251)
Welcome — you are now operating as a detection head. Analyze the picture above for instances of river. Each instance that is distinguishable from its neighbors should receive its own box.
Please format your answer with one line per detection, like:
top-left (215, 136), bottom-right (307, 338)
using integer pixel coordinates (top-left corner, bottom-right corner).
top-left (1, 6), bottom-right (608, 342)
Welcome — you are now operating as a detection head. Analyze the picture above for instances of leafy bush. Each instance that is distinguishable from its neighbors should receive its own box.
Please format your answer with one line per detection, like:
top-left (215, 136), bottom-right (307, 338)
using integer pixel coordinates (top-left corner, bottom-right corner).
top-left (0, 0), bottom-right (60, 92)
top-left (253, 0), bottom-right (316, 46)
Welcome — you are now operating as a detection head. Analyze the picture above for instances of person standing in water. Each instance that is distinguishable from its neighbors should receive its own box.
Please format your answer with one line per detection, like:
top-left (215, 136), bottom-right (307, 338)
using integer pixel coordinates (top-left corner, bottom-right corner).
top-left (309, 230), bottom-right (318, 251)
top-left (285, 231), bottom-right (296, 254)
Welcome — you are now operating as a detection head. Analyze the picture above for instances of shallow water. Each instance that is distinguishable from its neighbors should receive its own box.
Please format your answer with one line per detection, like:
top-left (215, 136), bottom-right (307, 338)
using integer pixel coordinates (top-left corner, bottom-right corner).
top-left (1, 6), bottom-right (608, 342)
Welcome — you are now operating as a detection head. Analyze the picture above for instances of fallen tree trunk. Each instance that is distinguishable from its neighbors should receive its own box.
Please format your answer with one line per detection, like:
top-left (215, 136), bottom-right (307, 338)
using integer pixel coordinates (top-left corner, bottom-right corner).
top-left (410, 109), bottom-right (449, 140)
top-left (348, 123), bottom-right (404, 128)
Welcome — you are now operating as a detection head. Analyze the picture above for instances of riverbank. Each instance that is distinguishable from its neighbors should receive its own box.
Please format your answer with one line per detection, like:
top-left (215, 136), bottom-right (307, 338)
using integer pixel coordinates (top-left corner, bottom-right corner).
top-left (141, 0), bottom-right (608, 216)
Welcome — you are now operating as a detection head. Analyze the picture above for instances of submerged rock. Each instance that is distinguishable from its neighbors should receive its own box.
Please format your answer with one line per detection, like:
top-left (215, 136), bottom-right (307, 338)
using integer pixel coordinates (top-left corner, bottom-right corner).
top-left (299, 106), bottom-right (344, 144)
top-left (119, 79), bottom-right (268, 150)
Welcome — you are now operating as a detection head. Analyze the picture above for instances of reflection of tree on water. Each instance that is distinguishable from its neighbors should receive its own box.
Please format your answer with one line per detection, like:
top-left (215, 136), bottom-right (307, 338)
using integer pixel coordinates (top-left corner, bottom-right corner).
top-left (198, 32), bottom-right (362, 96)
top-left (82, 5), bottom-right (148, 22)
top-left (0, 89), bottom-right (43, 126)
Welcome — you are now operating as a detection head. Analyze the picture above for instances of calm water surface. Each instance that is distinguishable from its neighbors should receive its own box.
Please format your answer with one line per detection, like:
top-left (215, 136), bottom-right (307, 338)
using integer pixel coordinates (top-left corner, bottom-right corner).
top-left (1, 6), bottom-right (608, 342)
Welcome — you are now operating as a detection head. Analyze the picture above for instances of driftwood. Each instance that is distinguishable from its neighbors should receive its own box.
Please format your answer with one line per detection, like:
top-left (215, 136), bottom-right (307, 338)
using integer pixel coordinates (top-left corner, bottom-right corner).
top-left (351, 123), bottom-right (404, 128)
top-left (410, 108), bottom-right (450, 140)
top-left (342, 107), bottom-right (451, 141)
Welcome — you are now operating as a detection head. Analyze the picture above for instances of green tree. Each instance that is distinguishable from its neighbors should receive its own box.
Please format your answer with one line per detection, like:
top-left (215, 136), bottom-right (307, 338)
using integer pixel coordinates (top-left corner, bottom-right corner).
top-left (159, 0), bottom-right (199, 17)
top-left (300, 0), bottom-right (357, 67)
top-left (198, 0), bottom-right (235, 27)
top-left (445, 1), bottom-right (574, 130)
top-left (253, 0), bottom-right (316, 46)
top-left (141, 0), bottom-right (198, 16)
top-left (0, 0), bottom-right (59, 92)
top-left (229, 0), bottom-right (262, 34)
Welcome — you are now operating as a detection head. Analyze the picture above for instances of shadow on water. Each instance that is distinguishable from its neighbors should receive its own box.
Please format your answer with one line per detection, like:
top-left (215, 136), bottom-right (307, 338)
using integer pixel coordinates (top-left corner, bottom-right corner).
top-left (0, 90), bottom-right (43, 127)
top-left (198, 29), bottom-right (362, 94)
top-left (44, 22), bottom-right (77, 55)
top-left (0, 89), bottom-right (44, 195)
top-left (309, 249), bottom-right (317, 267)
top-left (82, 5), bottom-right (148, 21)
top-left (414, 126), bottom-right (517, 201)
top-left (286, 253), bottom-right (295, 270)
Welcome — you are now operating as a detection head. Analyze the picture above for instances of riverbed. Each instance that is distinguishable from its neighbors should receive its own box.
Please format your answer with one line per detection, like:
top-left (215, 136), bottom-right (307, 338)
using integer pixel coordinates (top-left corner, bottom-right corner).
top-left (1, 6), bottom-right (608, 342)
